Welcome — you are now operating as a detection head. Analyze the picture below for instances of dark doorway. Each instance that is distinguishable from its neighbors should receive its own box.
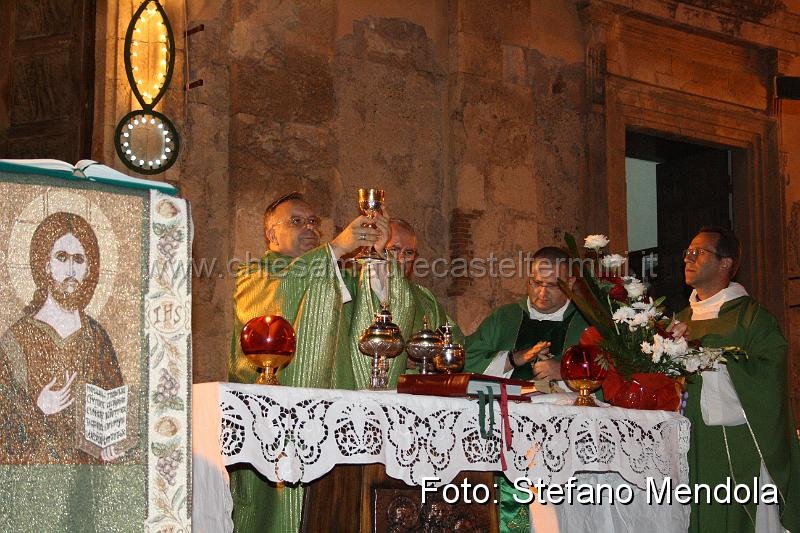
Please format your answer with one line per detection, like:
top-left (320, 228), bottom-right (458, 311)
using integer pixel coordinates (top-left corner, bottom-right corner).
top-left (0, 0), bottom-right (95, 162)
top-left (625, 130), bottom-right (734, 314)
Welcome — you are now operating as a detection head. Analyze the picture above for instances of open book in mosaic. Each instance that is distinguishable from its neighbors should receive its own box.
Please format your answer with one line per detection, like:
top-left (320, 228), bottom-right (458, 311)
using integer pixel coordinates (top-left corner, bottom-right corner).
top-left (0, 160), bottom-right (192, 532)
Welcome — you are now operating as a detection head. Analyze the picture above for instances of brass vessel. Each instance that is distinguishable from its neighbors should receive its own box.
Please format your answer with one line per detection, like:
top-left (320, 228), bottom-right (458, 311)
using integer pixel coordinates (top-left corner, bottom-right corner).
top-left (432, 324), bottom-right (464, 374)
top-left (405, 316), bottom-right (444, 375)
top-left (358, 304), bottom-right (405, 389)
top-left (355, 188), bottom-right (386, 263)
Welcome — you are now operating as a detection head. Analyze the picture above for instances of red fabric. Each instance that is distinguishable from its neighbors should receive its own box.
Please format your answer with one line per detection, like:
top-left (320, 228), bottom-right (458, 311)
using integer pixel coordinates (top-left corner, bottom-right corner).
top-left (499, 384), bottom-right (509, 470)
top-left (602, 368), bottom-right (682, 411)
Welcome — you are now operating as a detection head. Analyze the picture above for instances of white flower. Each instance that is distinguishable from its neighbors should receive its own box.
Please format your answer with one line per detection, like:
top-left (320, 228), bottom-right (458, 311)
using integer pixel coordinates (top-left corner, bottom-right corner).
top-left (601, 254), bottom-right (626, 269)
top-left (617, 299), bottom-right (659, 331)
top-left (648, 334), bottom-right (665, 362)
top-left (677, 346), bottom-right (724, 373)
top-left (663, 337), bottom-right (688, 357)
top-left (612, 306), bottom-right (636, 324)
top-left (584, 234), bottom-right (610, 250)
top-left (612, 303), bottom-right (658, 332)
top-left (625, 279), bottom-right (646, 299)
top-left (641, 341), bottom-right (653, 354)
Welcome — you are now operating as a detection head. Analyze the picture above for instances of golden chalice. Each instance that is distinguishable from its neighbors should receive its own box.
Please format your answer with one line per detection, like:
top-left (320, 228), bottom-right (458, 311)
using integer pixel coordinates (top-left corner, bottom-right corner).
top-left (355, 188), bottom-right (386, 263)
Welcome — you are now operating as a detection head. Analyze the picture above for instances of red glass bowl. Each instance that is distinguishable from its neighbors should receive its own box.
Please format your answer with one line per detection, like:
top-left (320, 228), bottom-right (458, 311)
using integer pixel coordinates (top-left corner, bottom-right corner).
top-left (240, 315), bottom-right (296, 356)
top-left (561, 344), bottom-right (607, 381)
top-left (561, 344), bottom-right (607, 406)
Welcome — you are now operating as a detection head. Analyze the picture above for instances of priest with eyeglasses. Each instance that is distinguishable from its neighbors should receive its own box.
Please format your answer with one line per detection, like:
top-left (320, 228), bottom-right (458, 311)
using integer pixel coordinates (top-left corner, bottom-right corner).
top-left (676, 226), bottom-right (800, 533)
top-left (228, 192), bottom-right (456, 533)
top-left (464, 246), bottom-right (589, 532)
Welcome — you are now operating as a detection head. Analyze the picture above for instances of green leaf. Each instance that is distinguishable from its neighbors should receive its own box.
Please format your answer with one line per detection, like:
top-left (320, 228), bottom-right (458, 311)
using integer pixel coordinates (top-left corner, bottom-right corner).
top-left (171, 487), bottom-right (185, 508)
top-left (150, 346), bottom-right (165, 369)
top-left (152, 442), bottom-right (173, 457)
top-left (147, 514), bottom-right (169, 524)
top-left (164, 396), bottom-right (185, 411)
top-left (721, 346), bottom-right (747, 362)
top-left (560, 278), bottom-right (614, 336)
top-left (564, 233), bottom-right (581, 259)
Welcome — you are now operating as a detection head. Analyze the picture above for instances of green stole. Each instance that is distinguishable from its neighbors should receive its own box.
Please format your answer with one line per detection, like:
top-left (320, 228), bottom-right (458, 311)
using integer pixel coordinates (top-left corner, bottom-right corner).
top-left (499, 306), bottom-right (576, 532)
top-left (333, 266), bottom-right (463, 390)
top-left (677, 296), bottom-right (800, 533)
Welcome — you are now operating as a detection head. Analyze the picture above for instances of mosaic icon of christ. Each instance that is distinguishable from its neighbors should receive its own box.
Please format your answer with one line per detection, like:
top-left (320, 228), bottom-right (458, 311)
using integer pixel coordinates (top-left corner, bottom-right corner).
top-left (0, 211), bottom-right (125, 464)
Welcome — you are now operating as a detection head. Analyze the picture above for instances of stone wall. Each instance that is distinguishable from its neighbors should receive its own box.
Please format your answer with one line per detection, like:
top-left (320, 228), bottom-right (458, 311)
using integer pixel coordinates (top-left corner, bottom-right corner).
top-left (93, 0), bottom-right (800, 401)
top-left (447, 1), bottom-right (590, 332)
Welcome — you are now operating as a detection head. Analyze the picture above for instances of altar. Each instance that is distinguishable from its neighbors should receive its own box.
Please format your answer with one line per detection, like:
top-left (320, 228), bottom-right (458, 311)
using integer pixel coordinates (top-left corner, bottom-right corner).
top-left (192, 382), bottom-right (691, 532)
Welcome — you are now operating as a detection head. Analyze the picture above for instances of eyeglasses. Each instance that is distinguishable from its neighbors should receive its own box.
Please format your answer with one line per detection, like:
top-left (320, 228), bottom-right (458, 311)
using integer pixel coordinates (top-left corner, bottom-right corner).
top-left (683, 247), bottom-right (721, 262)
top-left (271, 216), bottom-right (321, 230)
top-left (386, 246), bottom-right (416, 259)
top-left (528, 279), bottom-right (561, 290)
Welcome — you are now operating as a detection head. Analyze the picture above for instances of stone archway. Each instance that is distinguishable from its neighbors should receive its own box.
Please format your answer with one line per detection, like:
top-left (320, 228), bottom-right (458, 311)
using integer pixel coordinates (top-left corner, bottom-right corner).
top-left (581, 1), bottom-right (785, 320)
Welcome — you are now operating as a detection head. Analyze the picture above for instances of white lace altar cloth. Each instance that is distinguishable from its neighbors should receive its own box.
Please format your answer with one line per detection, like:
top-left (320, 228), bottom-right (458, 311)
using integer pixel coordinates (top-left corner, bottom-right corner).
top-left (217, 383), bottom-right (689, 489)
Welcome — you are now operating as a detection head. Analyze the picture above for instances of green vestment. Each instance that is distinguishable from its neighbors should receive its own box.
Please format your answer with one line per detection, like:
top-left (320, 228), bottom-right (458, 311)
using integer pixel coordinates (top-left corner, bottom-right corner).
top-left (334, 266), bottom-right (463, 390)
top-left (464, 299), bottom-right (588, 532)
top-left (229, 246), bottom-right (352, 533)
top-left (229, 247), bottom-right (457, 532)
top-left (677, 296), bottom-right (800, 533)
top-left (465, 299), bottom-right (587, 373)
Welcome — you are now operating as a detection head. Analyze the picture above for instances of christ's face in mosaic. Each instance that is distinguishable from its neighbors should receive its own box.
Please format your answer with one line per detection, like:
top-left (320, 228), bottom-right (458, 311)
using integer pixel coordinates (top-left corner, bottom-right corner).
top-left (46, 233), bottom-right (89, 309)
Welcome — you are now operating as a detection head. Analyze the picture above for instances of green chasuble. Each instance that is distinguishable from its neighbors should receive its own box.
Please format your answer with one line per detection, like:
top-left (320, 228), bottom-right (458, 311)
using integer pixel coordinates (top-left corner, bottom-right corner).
top-left (229, 245), bottom-right (353, 533)
top-left (677, 296), bottom-right (800, 533)
top-left (334, 261), bottom-right (463, 390)
top-left (464, 298), bottom-right (588, 533)
top-left (229, 249), bottom-right (454, 532)
top-left (465, 298), bottom-right (586, 374)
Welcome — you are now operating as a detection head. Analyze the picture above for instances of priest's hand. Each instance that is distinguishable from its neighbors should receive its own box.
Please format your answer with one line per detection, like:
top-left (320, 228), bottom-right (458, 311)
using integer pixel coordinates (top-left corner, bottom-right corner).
top-left (532, 358), bottom-right (562, 381)
top-left (330, 215), bottom-right (383, 258)
top-left (667, 317), bottom-right (689, 339)
top-left (505, 341), bottom-right (551, 372)
top-left (36, 371), bottom-right (77, 415)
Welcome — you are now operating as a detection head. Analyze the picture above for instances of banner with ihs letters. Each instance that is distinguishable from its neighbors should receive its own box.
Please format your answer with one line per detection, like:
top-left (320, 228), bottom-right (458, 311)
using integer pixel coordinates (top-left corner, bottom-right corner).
top-left (0, 164), bottom-right (192, 533)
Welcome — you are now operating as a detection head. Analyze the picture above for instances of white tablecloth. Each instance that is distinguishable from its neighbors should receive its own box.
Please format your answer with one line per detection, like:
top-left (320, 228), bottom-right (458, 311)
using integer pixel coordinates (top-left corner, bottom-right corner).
top-left (192, 382), bottom-right (691, 533)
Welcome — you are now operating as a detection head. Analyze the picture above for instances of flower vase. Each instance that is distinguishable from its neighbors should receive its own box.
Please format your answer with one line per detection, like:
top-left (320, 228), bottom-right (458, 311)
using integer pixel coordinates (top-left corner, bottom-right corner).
top-left (602, 369), bottom-right (685, 411)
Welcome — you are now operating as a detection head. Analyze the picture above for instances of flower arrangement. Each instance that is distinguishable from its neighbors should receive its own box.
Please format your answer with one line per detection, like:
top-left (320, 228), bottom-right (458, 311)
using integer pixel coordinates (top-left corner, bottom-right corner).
top-left (559, 233), bottom-right (738, 382)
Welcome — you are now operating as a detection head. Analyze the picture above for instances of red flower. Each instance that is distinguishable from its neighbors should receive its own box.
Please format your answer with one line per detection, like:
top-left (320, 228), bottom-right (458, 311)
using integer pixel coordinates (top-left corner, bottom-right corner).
top-left (601, 276), bottom-right (627, 302)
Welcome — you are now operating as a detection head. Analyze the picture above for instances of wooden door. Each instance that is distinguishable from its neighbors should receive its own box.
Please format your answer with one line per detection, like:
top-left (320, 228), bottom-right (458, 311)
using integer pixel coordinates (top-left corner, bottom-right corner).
top-left (654, 149), bottom-right (732, 314)
top-left (0, 0), bottom-right (95, 162)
